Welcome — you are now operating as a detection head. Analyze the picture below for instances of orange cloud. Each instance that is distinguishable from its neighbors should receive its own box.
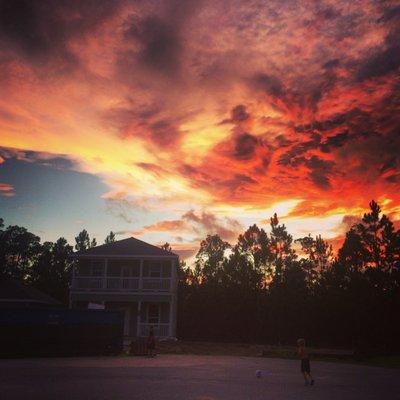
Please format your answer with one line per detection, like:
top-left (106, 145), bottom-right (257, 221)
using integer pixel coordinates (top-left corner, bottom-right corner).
top-left (0, 0), bottom-right (399, 253)
top-left (0, 183), bottom-right (15, 197)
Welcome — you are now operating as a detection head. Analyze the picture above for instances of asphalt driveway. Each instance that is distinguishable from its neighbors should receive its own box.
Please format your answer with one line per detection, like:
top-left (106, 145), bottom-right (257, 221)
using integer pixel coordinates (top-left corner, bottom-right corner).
top-left (0, 355), bottom-right (398, 400)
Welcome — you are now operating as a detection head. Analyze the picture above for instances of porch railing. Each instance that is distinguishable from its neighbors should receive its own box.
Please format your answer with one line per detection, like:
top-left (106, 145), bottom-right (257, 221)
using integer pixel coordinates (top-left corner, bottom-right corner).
top-left (106, 277), bottom-right (140, 290)
top-left (142, 278), bottom-right (171, 291)
top-left (72, 277), bottom-right (171, 292)
top-left (72, 277), bottom-right (103, 290)
top-left (139, 323), bottom-right (170, 337)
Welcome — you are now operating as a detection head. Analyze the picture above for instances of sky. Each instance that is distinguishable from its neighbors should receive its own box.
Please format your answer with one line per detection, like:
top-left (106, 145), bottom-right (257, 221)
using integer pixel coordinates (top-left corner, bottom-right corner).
top-left (0, 0), bottom-right (399, 260)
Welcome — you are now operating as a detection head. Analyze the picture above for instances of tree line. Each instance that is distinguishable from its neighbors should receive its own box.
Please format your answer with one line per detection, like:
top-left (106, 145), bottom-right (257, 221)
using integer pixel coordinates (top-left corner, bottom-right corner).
top-left (1, 201), bottom-right (399, 353)
top-left (177, 201), bottom-right (400, 354)
top-left (0, 222), bottom-right (115, 304)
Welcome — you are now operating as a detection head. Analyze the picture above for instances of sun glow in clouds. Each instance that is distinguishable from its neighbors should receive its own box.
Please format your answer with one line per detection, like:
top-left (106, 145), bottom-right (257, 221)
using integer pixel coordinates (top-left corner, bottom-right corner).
top-left (0, 0), bottom-right (399, 257)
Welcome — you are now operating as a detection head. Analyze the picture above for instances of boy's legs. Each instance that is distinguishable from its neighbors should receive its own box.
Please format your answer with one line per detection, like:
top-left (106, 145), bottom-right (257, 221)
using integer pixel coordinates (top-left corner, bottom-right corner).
top-left (301, 359), bottom-right (314, 385)
top-left (306, 372), bottom-right (314, 385)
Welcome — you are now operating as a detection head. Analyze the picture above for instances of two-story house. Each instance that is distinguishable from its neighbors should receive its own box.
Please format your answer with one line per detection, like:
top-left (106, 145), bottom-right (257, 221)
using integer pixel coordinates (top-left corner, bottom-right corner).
top-left (70, 237), bottom-right (179, 338)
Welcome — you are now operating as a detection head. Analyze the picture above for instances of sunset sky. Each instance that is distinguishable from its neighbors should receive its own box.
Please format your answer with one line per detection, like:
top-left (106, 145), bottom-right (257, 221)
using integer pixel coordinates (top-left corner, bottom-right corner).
top-left (0, 0), bottom-right (399, 260)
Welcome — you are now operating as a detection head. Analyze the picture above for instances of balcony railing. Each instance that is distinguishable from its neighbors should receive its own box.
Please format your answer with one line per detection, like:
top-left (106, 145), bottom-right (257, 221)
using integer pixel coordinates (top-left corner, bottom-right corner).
top-left (139, 323), bottom-right (170, 337)
top-left (106, 277), bottom-right (140, 290)
top-left (72, 277), bottom-right (171, 292)
top-left (142, 278), bottom-right (171, 291)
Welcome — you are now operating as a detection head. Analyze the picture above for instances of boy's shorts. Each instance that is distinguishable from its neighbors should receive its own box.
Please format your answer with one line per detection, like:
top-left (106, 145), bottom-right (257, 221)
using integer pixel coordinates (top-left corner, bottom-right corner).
top-left (301, 358), bottom-right (310, 373)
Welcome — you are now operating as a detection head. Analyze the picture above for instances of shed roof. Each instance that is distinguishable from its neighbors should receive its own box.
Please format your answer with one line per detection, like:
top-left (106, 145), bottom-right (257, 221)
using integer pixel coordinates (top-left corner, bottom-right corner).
top-left (0, 278), bottom-right (61, 306)
top-left (74, 237), bottom-right (178, 258)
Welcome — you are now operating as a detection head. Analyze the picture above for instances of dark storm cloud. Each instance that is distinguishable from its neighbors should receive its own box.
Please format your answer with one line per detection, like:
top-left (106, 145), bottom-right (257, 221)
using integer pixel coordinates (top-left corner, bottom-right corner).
top-left (323, 59), bottom-right (340, 69)
top-left (122, 0), bottom-right (202, 77)
top-left (278, 147), bottom-right (335, 189)
top-left (357, 41), bottom-right (400, 82)
top-left (294, 108), bottom-right (374, 138)
top-left (0, 0), bottom-right (66, 60)
top-left (234, 133), bottom-right (259, 160)
top-left (308, 62), bottom-right (339, 111)
top-left (231, 105), bottom-right (250, 122)
top-left (220, 104), bottom-right (250, 125)
top-left (378, 5), bottom-right (400, 23)
top-left (320, 131), bottom-right (349, 153)
top-left (278, 134), bottom-right (321, 166)
top-left (274, 135), bottom-right (293, 148)
top-left (380, 156), bottom-right (398, 174)
top-left (357, 8), bottom-right (400, 81)
top-left (315, 5), bottom-right (341, 21)
top-left (125, 15), bottom-right (182, 75)
top-left (252, 73), bottom-right (285, 98)
top-left (0, 0), bottom-right (120, 66)
top-left (305, 156), bottom-right (335, 189)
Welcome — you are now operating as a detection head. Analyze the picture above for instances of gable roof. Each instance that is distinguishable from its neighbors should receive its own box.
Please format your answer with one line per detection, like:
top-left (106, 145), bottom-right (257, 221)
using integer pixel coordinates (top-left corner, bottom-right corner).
top-left (0, 278), bottom-right (61, 306)
top-left (74, 237), bottom-right (178, 258)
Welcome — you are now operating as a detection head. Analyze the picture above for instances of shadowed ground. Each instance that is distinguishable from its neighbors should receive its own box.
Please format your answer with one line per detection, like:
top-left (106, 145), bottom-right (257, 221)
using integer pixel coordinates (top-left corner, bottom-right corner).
top-left (1, 355), bottom-right (399, 400)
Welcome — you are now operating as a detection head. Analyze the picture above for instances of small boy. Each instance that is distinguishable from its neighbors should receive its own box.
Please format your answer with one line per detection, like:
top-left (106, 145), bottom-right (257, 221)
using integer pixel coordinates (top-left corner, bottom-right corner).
top-left (297, 338), bottom-right (314, 386)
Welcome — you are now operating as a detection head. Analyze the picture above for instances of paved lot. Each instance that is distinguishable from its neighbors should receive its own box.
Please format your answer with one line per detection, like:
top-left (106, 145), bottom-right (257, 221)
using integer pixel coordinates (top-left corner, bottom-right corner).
top-left (1, 355), bottom-right (399, 400)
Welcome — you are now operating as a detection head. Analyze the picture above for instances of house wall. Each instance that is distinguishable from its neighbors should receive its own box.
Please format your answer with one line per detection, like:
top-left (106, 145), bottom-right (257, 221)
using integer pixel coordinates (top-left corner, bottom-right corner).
top-left (70, 255), bottom-right (179, 338)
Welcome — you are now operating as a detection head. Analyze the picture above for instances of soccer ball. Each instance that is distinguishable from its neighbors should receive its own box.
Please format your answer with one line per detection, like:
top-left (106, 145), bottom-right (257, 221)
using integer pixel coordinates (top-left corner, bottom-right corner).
top-left (255, 370), bottom-right (262, 378)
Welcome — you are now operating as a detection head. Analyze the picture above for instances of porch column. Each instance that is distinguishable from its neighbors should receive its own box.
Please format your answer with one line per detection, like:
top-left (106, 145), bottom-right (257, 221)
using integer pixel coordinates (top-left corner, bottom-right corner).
top-left (170, 258), bottom-right (178, 337)
top-left (169, 299), bottom-right (174, 337)
top-left (69, 262), bottom-right (76, 309)
top-left (139, 259), bottom-right (143, 290)
top-left (103, 258), bottom-right (108, 289)
top-left (137, 301), bottom-right (142, 337)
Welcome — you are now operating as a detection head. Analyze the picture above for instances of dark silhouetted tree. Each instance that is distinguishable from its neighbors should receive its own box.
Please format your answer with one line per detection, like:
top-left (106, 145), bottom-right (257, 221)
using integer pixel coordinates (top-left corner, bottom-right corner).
top-left (31, 238), bottom-right (73, 303)
top-left (0, 223), bottom-right (41, 279)
top-left (75, 229), bottom-right (90, 252)
top-left (160, 242), bottom-right (172, 252)
top-left (235, 224), bottom-right (270, 282)
top-left (104, 231), bottom-right (116, 244)
top-left (194, 234), bottom-right (230, 284)
top-left (268, 213), bottom-right (297, 283)
top-left (339, 200), bottom-right (400, 272)
top-left (75, 229), bottom-right (97, 251)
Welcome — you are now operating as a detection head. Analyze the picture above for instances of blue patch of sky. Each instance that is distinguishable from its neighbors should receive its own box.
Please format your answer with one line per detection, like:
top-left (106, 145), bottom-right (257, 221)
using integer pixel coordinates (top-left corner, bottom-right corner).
top-left (0, 158), bottom-right (144, 245)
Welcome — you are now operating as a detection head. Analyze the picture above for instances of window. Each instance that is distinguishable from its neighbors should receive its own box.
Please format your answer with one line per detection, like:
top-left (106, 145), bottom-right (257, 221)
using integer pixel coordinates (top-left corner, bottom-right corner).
top-left (143, 260), bottom-right (167, 277)
top-left (107, 264), bottom-right (121, 277)
top-left (107, 260), bottom-right (140, 277)
top-left (76, 259), bottom-right (104, 276)
top-left (91, 261), bottom-right (104, 276)
top-left (162, 260), bottom-right (172, 277)
top-left (147, 304), bottom-right (160, 324)
top-left (150, 264), bottom-right (161, 277)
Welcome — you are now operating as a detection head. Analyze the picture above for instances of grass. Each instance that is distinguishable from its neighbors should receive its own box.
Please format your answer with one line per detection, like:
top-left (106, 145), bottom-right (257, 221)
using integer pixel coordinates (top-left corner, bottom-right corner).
top-left (362, 356), bottom-right (400, 369)
top-left (155, 340), bottom-right (400, 369)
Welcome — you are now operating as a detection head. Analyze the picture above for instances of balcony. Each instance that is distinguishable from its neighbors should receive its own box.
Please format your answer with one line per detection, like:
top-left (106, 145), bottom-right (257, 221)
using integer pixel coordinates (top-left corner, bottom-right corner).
top-left (71, 277), bottom-right (172, 292)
